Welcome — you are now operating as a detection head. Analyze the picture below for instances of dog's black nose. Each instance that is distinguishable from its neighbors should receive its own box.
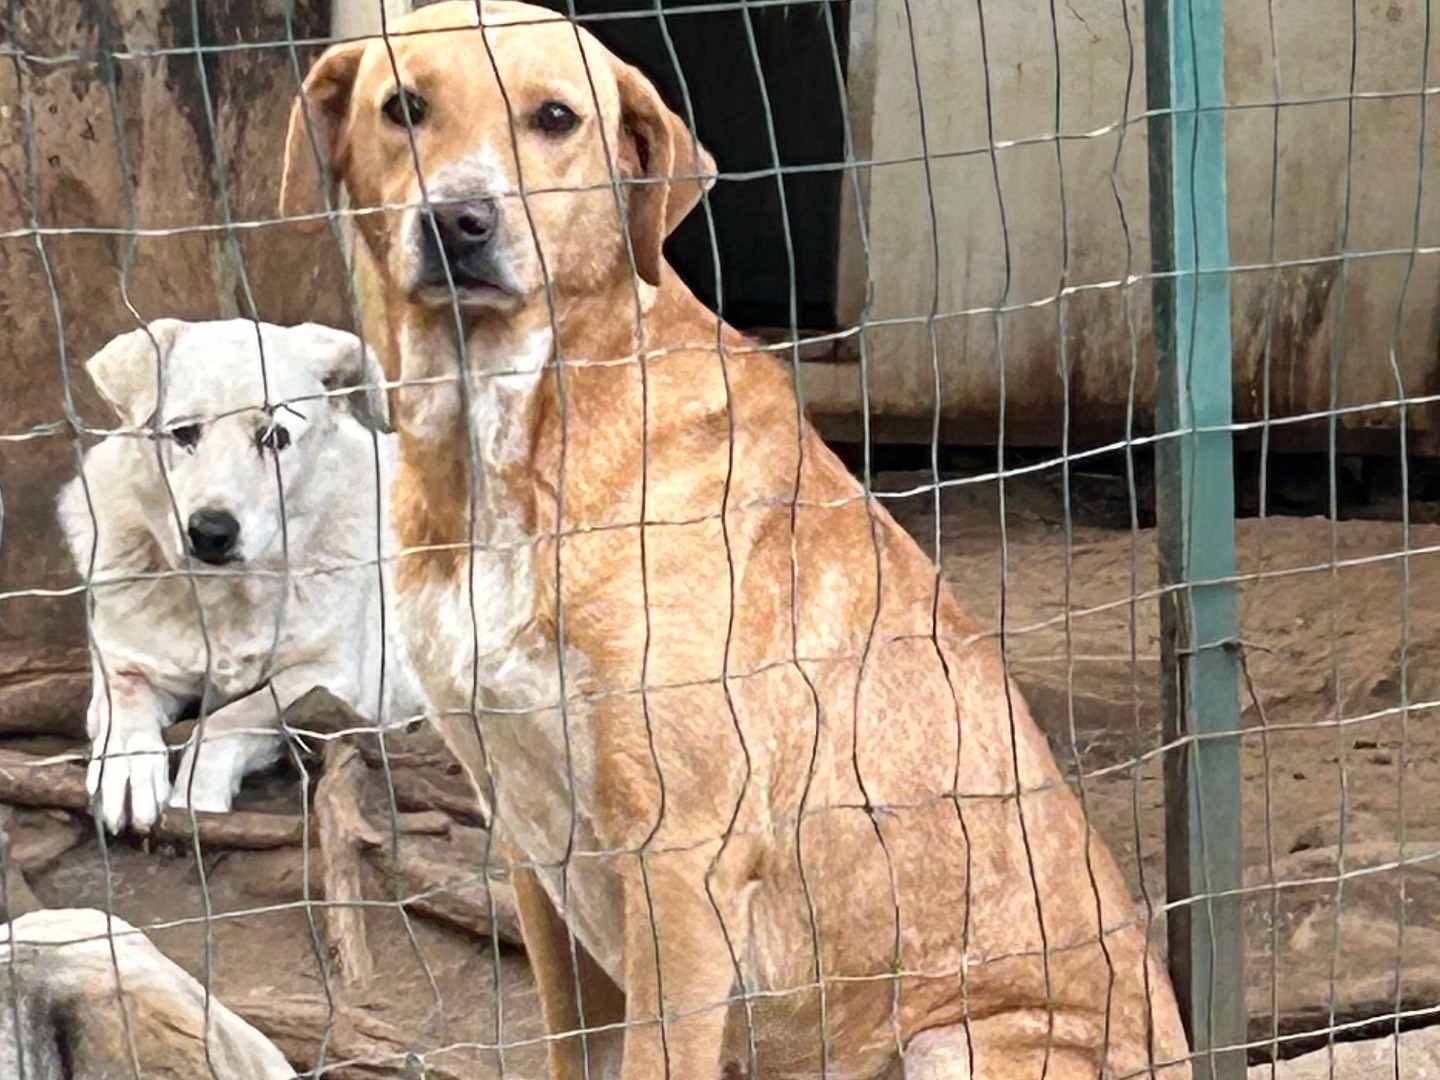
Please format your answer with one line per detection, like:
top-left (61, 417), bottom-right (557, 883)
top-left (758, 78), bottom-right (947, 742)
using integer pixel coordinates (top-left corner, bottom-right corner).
top-left (186, 509), bottom-right (240, 565)
top-left (420, 198), bottom-right (501, 288)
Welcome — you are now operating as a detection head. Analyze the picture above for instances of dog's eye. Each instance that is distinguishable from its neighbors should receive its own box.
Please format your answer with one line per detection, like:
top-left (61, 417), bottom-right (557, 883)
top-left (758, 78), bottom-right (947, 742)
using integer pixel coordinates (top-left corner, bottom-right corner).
top-left (257, 424), bottom-right (291, 453)
top-left (169, 423), bottom-right (202, 449)
top-left (532, 100), bottom-right (579, 136)
top-left (381, 88), bottom-right (429, 128)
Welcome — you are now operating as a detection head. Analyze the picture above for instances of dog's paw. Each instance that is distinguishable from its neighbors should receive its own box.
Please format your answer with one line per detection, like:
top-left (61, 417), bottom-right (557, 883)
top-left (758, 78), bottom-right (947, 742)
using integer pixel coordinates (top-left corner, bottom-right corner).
top-left (86, 732), bottom-right (172, 833)
top-left (167, 743), bottom-right (241, 816)
top-left (166, 782), bottom-right (235, 816)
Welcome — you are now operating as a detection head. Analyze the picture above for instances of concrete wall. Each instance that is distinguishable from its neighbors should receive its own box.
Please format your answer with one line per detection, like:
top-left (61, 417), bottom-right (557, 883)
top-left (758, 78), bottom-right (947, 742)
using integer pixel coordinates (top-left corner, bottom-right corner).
top-left (805, 0), bottom-right (1440, 453)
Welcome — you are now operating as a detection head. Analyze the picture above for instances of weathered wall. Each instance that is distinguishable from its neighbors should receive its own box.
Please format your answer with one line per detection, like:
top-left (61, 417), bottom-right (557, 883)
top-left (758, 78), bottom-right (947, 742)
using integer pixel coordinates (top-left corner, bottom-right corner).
top-left (811, 0), bottom-right (1440, 453)
top-left (0, 1), bottom-right (356, 661)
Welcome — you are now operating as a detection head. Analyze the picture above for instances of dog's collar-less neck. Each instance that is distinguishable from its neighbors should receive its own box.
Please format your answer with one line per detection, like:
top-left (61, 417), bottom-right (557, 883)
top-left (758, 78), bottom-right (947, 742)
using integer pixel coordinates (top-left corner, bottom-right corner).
top-left (399, 278), bottom-right (660, 365)
top-left (388, 270), bottom-right (710, 585)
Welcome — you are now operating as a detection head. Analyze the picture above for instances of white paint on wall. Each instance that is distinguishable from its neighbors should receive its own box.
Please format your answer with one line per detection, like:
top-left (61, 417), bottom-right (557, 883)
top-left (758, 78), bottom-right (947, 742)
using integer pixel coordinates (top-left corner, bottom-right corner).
top-left (331, 0), bottom-right (413, 41)
top-left (813, 0), bottom-right (1440, 450)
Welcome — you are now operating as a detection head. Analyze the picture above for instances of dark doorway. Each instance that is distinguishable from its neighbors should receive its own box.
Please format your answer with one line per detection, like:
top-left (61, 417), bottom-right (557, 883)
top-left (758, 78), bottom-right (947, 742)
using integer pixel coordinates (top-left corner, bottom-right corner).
top-left (418, 0), bottom-right (851, 331)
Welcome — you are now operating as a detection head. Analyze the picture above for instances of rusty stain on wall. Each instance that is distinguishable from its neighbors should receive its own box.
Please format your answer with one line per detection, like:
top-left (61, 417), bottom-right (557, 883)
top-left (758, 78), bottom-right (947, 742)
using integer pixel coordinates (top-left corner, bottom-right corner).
top-left (0, 0), bottom-right (353, 663)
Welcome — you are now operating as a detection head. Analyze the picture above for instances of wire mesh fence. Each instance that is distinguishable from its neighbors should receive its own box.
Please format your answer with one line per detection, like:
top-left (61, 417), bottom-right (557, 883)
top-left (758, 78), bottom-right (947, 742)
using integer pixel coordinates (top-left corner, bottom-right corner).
top-left (0, 0), bottom-right (1438, 1077)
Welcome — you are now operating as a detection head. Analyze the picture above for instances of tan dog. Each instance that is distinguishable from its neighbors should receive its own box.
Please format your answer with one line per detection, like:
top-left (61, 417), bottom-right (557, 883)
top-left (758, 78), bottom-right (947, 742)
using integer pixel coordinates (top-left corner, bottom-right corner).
top-left (281, 3), bottom-right (1193, 1077)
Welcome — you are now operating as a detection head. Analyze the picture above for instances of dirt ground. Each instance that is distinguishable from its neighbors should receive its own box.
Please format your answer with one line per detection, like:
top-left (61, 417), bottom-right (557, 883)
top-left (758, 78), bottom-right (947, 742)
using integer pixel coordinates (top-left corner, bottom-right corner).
top-left (879, 463), bottom-right (1440, 1054)
top-left (884, 463), bottom-right (1440, 893)
top-left (9, 462), bottom-right (1440, 1074)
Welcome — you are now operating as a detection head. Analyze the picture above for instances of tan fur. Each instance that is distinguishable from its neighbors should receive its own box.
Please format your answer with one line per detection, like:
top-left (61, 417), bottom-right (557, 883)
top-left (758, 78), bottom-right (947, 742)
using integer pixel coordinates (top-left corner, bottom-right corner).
top-left (281, 4), bottom-right (1194, 1077)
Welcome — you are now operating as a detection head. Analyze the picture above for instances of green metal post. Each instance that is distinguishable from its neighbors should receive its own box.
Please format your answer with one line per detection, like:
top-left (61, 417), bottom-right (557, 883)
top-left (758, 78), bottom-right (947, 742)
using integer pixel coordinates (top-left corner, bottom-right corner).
top-left (1144, 1), bottom-right (1246, 1078)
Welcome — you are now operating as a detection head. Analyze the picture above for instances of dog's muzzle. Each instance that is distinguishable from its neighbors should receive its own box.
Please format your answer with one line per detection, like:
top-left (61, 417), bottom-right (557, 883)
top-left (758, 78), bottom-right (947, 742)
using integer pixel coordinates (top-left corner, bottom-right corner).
top-left (418, 197), bottom-right (508, 295)
top-left (186, 508), bottom-right (241, 566)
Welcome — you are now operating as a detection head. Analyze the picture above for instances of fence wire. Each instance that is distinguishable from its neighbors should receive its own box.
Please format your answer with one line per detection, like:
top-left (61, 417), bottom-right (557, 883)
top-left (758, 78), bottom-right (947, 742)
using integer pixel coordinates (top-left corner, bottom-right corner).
top-left (0, 0), bottom-right (1437, 1078)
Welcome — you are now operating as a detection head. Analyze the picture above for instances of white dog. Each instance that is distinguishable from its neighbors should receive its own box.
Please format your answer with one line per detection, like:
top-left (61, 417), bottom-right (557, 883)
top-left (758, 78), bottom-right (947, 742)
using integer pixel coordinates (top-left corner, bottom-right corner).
top-left (58, 318), bottom-right (430, 833)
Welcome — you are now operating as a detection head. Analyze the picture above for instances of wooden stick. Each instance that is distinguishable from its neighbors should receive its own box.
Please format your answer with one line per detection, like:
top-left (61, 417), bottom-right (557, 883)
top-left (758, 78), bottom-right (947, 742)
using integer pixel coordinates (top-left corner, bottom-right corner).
top-left (0, 745), bottom-right (516, 946)
top-left (153, 806), bottom-right (309, 849)
top-left (0, 746), bottom-right (311, 849)
top-left (336, 785), bottom-right (521, 948)
top-left (0, 748), bottom-right (90, 810)
top-left (0, 739), bottom-right (419, 850)
top-left (0, 647), bottom-right (89, 740)
top-left (227, 993), bottom-right (471, 1080)
top-left (317, 738), bottom-right (374, 991)
top-left (383, 844), bottom-right (524, 949)
top-left (279, 687), bottom-right (490, 828)
top-left (357, 747), bottom-right (490, 828)
top-left (0, 748), bottom-right (448, 852)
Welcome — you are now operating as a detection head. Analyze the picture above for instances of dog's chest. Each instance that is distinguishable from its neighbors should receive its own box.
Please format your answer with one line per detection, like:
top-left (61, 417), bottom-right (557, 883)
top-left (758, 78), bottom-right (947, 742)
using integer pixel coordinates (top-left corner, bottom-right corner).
top-left (399, 556), bottom-right (626, 975)
top-left (395, 327), bottom-right (563, 710)
top-left (398, 330), bottom-right (634, 972)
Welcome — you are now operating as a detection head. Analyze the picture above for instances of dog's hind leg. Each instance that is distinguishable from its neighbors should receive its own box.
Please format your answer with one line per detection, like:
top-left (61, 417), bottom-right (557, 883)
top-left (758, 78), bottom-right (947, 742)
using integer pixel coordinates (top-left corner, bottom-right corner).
top-left (900, 1023), bottom-right (1114, 1080)
top-left (954, 1011), bottom-right (1189, 1080)
top-left (167, 670), bottom-right (322, 814)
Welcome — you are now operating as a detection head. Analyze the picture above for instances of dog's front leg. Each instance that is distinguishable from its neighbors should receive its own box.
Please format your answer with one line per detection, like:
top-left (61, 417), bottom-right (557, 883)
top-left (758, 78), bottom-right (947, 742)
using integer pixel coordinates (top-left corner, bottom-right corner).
top-left (513, 863), bottom-right (626, 1079)
top-left (618, 849), bottom-right (737, 1080)
top-left (168, 668), bottom-right (324, 814)
top-left (85, 660), bottom-right (182, 833)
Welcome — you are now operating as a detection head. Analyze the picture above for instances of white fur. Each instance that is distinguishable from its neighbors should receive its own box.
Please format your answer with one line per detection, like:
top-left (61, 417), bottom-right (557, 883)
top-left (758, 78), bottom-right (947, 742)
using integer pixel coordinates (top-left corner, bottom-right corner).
top-left (395, 321), bottom-right (626, 978)
top-left (399, 145), bottom-right (545, 309)
top-left (394, 323), bottom-right (557, 709)
top-left (58, 318), bottom-right (432, 833)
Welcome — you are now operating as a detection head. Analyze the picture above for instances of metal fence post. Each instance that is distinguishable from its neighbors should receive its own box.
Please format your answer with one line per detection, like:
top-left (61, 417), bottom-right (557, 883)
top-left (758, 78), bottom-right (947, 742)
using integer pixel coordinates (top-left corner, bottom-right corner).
top-left (1144, 1), bottom-right (1246, 1078)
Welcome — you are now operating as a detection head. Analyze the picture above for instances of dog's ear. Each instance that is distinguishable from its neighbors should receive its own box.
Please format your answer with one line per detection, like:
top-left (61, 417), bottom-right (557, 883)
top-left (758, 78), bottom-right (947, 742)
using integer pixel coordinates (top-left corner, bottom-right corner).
top-left (279, 40), bottom-right (368, 233)
top-left (612, 58), bottom-right (717, 287)
top-left (293, 324), bottom-right (392, 434)
top-left (84, 319), bottom-right (186, 428)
